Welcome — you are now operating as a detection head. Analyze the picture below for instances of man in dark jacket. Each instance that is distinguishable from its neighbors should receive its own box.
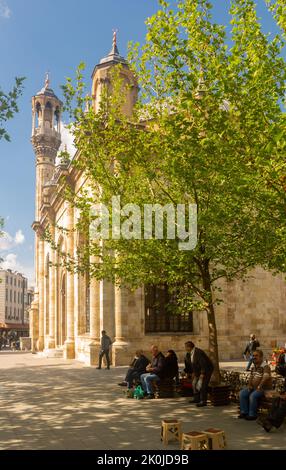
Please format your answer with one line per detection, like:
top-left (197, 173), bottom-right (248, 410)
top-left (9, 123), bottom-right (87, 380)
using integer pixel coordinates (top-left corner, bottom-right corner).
top-left (140, 345), bottom-right (165, 399)
top-left (96, 330), bottom-right (112, 369)
top-left (118, 350), bottom-right (150, 389)
top-left (244, 334), bottom-right (260, 371)
top-left (184, 341), bottom-right (214, 407)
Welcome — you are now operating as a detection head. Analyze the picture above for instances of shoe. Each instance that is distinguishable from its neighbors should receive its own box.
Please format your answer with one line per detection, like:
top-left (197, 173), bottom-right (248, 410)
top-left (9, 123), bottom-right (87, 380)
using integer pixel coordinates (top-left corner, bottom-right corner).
top-left (238, 413), bottom-right (247, 419)
top-left (189, 398), bottom-right (200, 404)
top-left (106, 367), bottom-right (110, 370)
top-left (245, 416), bottom-right (257, 421)
top-left (146, 394), bottom-right (155, 399)
top-left (263, 422), bottom-right (273, 432)
top-left (118, 382), bottom-right (127, 386)
top-left (196, 402), bottom-right (207, 407)
top-left (96, 367), bottom-right (101, 369)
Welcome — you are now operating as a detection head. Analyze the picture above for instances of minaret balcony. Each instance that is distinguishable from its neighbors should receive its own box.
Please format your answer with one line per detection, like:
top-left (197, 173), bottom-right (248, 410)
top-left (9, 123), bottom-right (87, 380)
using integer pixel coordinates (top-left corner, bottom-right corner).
top-left (33, 126), bottom-right (61, 139)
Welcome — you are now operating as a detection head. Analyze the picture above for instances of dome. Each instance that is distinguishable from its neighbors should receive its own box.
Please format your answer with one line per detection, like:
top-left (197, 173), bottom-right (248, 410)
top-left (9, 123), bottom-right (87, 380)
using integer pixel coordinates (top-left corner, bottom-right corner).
top-left (35, 74), bottom-right (60, 101)
top-left (98, 31), bottom-right (127, 67)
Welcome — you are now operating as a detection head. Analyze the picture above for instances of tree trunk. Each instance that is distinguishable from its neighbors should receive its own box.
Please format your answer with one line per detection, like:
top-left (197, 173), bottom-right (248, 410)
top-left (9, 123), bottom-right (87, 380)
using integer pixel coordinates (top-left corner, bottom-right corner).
top-left (206, 302), bottom-right (221, 384)
top-left (202, 264), bottom-right (221, 384)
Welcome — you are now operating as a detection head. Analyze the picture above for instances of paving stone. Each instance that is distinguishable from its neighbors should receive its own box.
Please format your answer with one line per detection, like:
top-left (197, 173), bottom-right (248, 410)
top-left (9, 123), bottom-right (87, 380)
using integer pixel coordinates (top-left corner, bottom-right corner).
top-left (0, 352), bottom-right (285, 450)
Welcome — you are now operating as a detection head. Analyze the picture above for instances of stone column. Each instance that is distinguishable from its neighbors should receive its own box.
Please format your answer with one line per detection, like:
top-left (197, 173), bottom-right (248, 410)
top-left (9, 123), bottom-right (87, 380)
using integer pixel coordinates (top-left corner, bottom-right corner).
top-left (47, 227), bottom-right (56, 349)
top-left (64, 204), bottom-right (75, 359)
top-left (41, 105), bottom-right (45, 129)
top-left (30, 289), bottom-right (39, 353)
top-left (32, 110), bottom-right (35, 136)
top-left (112, 285), bottom-right (130, 365)
top-left (37, 238), bottom-right (45, 351)
top-left (88, 265), bottom-right (101, 365)
top-left (51, 106), bottom-right (55, 129)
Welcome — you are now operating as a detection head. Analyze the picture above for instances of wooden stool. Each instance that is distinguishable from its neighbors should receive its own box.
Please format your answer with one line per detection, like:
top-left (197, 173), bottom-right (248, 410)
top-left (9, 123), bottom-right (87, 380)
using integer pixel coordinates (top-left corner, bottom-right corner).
top-left (181, 431), bottom-right (209, 450)
top-left (161, 419), bottom-right (182, 445)
top-left (203, 428), bottom-right (227, 450)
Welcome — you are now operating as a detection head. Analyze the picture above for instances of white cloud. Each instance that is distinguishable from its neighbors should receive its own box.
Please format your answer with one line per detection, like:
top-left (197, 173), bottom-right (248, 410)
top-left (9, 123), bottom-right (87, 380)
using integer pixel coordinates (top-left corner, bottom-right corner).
top-left (0, 229), bottom-right (25, 250)
top-left (1, 253), bottom-right (35, 286)
top-left (1, 253), bottom-right (18, 270)
top-left (57, 123), bottom-right (76, 164)
top-left (0, 232), bottom-right (13, 250)
top-left (0, 1), bottom-right (11, 18)
top-left (14, 230), bottom-right (25, 245)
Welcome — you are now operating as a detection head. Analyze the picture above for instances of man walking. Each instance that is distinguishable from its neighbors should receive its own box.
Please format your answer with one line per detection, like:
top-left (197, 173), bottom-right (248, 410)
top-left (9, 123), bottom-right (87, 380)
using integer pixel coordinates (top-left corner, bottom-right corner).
top-left (244, 334), bottom-right (260, 371)
top-left (97, 330), bottom-right (112, 370)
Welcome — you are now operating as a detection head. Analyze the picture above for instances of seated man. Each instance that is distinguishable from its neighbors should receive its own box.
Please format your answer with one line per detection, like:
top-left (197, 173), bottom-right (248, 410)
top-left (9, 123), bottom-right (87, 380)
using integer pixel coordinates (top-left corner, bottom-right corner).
top-left (118, 350), bottom-right (150, 389)
top-left (239, 349), bottom-right (272, 420)
top-left (140, 345), bottom-right (165, 399)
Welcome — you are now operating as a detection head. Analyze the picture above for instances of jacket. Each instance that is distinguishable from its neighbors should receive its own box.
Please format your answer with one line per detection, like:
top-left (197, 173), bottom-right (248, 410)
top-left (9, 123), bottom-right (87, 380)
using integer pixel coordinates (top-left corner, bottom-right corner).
top-left (150, 352), bottom-right (165, 378)
top-left (101, 335), bottom-right (112, 351)
top-left (244, 339), bottom-right (260, 355)
top-left (162, 355), bottom-right (179, 380)
top-left (185, 348), bottom-right (214, 376)
top-left (131, 355), bottom-right (150, 375)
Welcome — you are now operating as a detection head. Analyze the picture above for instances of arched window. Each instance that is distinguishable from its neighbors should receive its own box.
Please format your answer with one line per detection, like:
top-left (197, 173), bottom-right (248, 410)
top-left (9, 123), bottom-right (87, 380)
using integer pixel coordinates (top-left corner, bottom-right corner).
top-left (35, 102), bottom-right (41, 128)
top-left (44, 101), bottom-right (52, 128)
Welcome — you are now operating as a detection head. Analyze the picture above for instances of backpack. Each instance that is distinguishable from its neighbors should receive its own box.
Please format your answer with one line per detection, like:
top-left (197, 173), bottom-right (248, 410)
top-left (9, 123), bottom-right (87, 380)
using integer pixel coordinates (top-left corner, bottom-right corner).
top-left (133, 385), bottom-right (145, 400)
top-left (268, 397), bottom-right (286, 429)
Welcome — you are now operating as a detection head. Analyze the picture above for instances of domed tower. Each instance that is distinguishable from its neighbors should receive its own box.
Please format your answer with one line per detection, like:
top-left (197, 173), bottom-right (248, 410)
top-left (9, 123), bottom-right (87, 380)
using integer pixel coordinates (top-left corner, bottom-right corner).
top-left (31, 74), bottom-right (62, 220)
top-left (91, 31), bottom-right (139, 117)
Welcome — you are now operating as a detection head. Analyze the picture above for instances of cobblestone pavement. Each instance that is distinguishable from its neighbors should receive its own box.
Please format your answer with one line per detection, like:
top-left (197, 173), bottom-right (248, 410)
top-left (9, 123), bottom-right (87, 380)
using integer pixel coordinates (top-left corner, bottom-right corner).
top-left (0, 352), bottom-right (285, 450)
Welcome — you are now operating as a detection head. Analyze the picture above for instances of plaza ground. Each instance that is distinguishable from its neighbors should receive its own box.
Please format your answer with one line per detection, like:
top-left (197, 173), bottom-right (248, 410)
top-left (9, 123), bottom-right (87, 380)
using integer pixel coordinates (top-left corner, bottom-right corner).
top-left (0, 352), bottom-right (285, 450)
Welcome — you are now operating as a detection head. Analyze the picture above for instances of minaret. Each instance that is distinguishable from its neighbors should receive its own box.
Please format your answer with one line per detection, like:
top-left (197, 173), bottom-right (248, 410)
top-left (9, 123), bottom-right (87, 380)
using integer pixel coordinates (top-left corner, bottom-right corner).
top-left (91, 31), bottom-right (139, 117)
top-left (30, 75), bottom-right (62, 352)
top-left (31, 74), bottom-right (62, 220)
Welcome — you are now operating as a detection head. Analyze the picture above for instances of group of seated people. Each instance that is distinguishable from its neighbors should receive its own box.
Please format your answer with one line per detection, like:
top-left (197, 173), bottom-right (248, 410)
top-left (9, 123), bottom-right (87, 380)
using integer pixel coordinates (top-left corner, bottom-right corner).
top-left (118, 341), bottom-right (214, 405)
top-left (118, 346), bottom-right (179, 399)
top-left (118, 342), bottom-right (286, 430)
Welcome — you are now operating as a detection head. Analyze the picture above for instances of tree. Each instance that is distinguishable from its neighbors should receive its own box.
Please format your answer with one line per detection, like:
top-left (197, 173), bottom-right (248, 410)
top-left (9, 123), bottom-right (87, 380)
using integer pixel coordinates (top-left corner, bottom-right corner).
top-left (58, 0), bottom-right (286, 381)
top-left (0, 77), bottom-right (25, 141)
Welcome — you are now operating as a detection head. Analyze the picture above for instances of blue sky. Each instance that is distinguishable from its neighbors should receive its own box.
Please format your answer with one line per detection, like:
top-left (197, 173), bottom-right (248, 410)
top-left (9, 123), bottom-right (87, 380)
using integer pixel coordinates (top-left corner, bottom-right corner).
top-left (0, 0), bottom-right (282, 285)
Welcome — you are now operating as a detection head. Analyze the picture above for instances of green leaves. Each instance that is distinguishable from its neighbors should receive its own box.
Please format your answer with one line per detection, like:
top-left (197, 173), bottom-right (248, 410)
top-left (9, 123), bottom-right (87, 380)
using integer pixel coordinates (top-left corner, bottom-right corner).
top-left (0, 77), bottom-right (25, 141)
top-left (57, 0), bottom-right (286, 378)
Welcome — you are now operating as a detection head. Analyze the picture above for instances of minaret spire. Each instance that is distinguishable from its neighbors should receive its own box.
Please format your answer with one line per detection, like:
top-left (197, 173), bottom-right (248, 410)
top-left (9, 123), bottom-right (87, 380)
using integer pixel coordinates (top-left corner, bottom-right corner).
top-left (110, 28), bottom-right (119, 55)
top-left (44, 71), bottom-right (50, 90)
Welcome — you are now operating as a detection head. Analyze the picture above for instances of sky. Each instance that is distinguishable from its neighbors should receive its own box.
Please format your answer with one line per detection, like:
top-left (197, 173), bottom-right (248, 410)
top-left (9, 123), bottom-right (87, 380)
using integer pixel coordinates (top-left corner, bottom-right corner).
top-left (0, 0), bottom-right (282, 285)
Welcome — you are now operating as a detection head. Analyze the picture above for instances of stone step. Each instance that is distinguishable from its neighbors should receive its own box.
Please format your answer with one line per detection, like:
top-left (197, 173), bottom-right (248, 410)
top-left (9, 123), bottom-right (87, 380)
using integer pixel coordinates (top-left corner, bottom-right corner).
top-left (39, 348), bottom-right (64, 358)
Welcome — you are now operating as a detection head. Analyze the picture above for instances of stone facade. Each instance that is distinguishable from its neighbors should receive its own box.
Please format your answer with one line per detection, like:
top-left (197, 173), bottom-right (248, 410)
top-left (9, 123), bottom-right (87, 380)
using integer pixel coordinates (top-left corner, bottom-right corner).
top-left (30, 38), bottom-right (286, 366)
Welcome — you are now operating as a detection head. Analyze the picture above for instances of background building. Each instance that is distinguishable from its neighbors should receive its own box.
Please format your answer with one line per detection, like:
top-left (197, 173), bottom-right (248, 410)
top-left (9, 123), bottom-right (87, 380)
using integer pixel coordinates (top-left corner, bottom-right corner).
top-left (30, 37), bottom-right (286, 365)
top-left (0, 269), bottom-right (31, 337)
